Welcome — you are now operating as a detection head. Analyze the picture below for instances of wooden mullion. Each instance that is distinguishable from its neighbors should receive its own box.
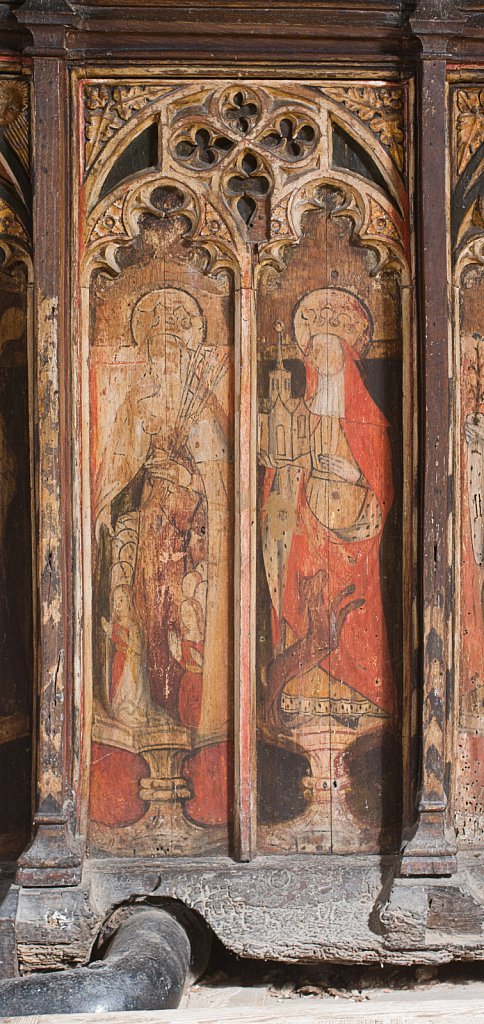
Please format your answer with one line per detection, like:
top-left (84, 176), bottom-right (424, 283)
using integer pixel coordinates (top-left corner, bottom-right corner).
top-left (400, 38), bottom-right (457, 876)
top-left (16, 55), bottom-right (83, 887)
top-left (233, 259), bottom-right (257, 862)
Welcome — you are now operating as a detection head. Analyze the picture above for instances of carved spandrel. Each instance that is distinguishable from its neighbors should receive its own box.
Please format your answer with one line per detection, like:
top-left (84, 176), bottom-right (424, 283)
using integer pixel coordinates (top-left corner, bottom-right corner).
top-left (321, 85), bottom-right (405, 174)
top-left (454, 88), bottom-right (484, 181)
top-left (84, 83), bottom-right (169, 173)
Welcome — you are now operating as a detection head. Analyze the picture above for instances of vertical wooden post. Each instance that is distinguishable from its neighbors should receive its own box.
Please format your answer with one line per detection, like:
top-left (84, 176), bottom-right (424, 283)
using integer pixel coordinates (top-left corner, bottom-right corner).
top-left (401, 2), bottom-right (459, 876)
top-left (16, 40), bottom-right (82, 886)
top-left (233, 256), bottom-right (257, 861)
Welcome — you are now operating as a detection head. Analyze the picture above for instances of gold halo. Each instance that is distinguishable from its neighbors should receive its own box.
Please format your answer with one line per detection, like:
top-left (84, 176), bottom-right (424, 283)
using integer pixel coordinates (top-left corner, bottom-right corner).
top-left (293, 287), bottom-right (372, 358)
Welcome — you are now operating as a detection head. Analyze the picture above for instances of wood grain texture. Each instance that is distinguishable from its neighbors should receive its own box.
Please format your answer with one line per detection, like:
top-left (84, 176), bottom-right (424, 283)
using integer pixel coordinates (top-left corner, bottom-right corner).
top-left (15, 58), bottom-right (83, 888)
top-left (400, 46), bottom-right (457, 877)
top-left (451, 85), bottom-right (484, 849)
top-left (0, 70), bottom-right (33, 861)
top-left (5, 999), bottom-right (484, 1024)
top-left (74, 78), bottom-right (411, 862)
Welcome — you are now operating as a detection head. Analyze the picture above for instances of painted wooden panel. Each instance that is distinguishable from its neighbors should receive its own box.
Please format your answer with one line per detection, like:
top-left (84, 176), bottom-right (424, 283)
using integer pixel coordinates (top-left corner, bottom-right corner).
top-left (77, 78), bottom-right (412, 858)
top-left (0, 74), bottom-right (32, 857)
top-left (452, 86), bottom-right (484, 848)
top-left (86, 208), bottom-right (235, 856)
top-left (256, 202), bottom-right (404, 854)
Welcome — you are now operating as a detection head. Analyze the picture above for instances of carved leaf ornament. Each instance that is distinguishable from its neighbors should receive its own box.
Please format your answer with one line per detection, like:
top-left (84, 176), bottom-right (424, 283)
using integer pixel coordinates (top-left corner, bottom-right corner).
top-left (84, 84), bottom-right (165, 171)
top-left (455, 89), bottom-right (484, 177)
top-left (323, 86), bottom-right (405, 173)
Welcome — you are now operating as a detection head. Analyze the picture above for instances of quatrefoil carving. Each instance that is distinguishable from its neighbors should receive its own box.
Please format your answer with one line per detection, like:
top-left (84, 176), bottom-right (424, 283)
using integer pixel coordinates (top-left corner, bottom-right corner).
top-left (174, 125), bottom-right (235, 169)
top-left (220, 87), bottom-right (261, 135)
top-left (170, 87), bottom-right (320, 239)
top-left (259, 114), bottom-right (317, 161)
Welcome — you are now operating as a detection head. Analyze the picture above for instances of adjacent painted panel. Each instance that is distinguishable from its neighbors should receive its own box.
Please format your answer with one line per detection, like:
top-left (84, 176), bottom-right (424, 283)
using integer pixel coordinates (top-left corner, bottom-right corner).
top-left (87, 205), bottom-right (235, 855)
top-left (256, 202), bottom-right (404, 854)
top-left (452, 86), bottom-right (484, 847)
top-left (0, 74), bottom-right (32, 857)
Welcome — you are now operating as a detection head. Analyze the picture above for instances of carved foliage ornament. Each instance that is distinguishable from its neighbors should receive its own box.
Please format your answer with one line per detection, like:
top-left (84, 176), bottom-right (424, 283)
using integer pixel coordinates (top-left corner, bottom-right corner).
top-left (322, 86), bottom-right (405, 174)
top-left (0, 196), bottom-right (28, 243)
top-left (84, 84), bottom-right (167, 172)
top-left (0, 79), bottom-right (29, 174)
top-left (455, 88), bottom-right (484, 178)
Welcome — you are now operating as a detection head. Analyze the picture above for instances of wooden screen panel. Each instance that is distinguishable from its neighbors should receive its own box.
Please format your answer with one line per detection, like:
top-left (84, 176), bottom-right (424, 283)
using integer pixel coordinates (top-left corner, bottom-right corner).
top-left (79, 76), bottom-right (412, 858)
top-left (87, 207), bottom-right (235, 857)
top-left (456, 264), bottom-right (484, 845)
top-left (256, 202), bottom-right (404, 855)
top-left (452, 85), bottom-right (484, 848)
top-left (0, 75), bottom-right (32, 858)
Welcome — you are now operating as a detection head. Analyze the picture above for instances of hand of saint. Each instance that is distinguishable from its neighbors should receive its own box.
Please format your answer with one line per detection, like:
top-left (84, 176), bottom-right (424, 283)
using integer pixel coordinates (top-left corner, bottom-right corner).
top-left (317, 453), bottom-right (361, 484)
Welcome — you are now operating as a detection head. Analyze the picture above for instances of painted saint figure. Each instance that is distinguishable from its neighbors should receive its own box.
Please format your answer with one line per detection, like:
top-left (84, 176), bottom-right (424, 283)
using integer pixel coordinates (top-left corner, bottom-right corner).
top-left (92, 287), bottom-right (233, 830)
top-left (259, 288), bottom-right (396, 729)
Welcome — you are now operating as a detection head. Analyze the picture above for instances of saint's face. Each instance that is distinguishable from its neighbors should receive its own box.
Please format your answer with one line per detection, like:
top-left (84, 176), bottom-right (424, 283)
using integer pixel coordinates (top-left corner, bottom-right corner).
top-left (307, 331), bottom-right (345, 378)
top-left (113, 588), bottom-right (131, 620)
top-left (149, 299), bottom-right (204, 359)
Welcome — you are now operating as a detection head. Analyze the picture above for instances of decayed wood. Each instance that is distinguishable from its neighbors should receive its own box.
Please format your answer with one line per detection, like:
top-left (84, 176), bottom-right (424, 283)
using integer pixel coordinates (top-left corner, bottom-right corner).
top-left (400, 24), bottom-right (457, 876)
top-left (1, 0), bottom-right (484, 978)
top-left (15, 57), bottom-right (83, 888)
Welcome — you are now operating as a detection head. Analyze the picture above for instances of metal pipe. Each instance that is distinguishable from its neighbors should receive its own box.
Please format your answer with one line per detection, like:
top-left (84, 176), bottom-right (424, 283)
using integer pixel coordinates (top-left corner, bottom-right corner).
top-left (0, 907), bottom-right (193, 1015)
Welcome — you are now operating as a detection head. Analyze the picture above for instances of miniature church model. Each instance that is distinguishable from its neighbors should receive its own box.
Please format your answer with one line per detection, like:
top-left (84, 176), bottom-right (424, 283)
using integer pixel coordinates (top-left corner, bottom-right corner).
top-left (259, 321), bottom-right (310, 463)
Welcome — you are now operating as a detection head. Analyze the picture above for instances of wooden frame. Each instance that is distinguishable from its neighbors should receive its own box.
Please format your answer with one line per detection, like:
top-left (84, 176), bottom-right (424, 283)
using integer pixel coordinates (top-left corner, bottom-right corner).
top-left (0, 0), bottom-right (483, 977)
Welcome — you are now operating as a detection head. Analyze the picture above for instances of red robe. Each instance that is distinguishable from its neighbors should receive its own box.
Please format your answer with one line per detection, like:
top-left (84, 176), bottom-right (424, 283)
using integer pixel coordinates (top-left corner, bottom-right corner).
top-left (262, 341), bottom-right (396, 716)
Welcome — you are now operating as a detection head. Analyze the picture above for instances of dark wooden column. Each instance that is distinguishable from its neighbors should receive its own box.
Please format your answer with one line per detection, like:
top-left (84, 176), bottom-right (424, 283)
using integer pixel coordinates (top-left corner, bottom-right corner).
top-left (15, 1), bottom-right (83, 886)
top-left (400, 1), bottom-right (459, 877)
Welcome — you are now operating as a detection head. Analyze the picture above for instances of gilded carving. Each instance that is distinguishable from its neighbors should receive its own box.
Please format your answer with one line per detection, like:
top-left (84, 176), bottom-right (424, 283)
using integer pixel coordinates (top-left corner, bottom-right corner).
top-left (322, 85), bottom-right (405, 173)
top-left (455, 88), bottom-right (484, 178)
top-left (0, 79), bottom-right (29, 173)
top-left (0, 197), bottom-right (28, 243)
top-left (366, 196), bottom-right (401, 247)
